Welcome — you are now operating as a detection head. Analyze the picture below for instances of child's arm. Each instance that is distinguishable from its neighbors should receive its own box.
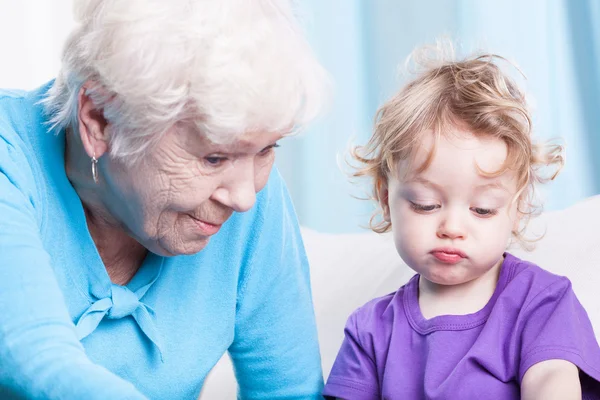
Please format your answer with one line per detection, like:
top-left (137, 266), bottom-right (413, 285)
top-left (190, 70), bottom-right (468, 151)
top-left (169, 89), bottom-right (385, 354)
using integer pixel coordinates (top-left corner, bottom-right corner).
top-left (322, 309), bottom-right (380, 400)
top-left (517, 276), bottom-right (600, 398)
top-left (521, 360), bottom-right (581, 400)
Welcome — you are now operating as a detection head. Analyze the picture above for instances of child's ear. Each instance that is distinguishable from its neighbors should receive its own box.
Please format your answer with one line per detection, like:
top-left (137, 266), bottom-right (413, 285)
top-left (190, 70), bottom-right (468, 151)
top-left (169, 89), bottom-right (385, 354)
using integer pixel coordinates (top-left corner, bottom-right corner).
top-left (512, 214), bottom-right (520, 233)
top-left (512, 199), bottom-right (523, 233)
top-left (377, 179), bottom-right (391, 222)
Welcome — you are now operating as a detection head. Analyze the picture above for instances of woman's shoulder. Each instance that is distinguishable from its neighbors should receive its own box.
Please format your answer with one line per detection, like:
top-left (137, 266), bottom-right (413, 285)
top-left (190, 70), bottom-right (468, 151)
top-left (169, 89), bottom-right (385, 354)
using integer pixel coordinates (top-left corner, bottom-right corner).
top-left (0, 82), bottom-right (53, 163)
top-left (0, 88), bottom-right (29, 146)
top-left (0, 83), bottom-right (57, 221)
top-left (0, 87), bottom-right (28, 101)
top-left (0, 81), bottom-right (54, 138)
top-left (0, 90), bottom-right (37, 185)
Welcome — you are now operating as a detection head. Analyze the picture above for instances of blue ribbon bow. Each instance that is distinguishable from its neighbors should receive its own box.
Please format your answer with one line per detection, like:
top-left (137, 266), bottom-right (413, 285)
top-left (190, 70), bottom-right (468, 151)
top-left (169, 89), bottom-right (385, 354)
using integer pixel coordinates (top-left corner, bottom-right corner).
top-left (75, 274), bottom-right (164, 361)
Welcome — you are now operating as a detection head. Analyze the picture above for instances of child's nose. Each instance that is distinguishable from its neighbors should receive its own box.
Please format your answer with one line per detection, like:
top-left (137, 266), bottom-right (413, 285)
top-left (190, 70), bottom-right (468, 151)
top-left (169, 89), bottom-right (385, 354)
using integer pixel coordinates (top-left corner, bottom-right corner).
top-left (436, 212), bottom-right (467, 240)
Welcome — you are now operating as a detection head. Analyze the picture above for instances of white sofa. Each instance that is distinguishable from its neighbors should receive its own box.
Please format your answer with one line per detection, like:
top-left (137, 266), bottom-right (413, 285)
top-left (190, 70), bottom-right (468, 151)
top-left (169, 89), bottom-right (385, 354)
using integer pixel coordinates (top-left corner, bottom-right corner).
top-left (200, 195), bottom-right (600, 399)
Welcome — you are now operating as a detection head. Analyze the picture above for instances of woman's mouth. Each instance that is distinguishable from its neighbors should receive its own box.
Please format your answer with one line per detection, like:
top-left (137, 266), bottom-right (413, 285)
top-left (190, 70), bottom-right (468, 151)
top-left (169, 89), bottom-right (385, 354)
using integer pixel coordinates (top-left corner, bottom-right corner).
top-left (189, 216), bottom-right (222, 236)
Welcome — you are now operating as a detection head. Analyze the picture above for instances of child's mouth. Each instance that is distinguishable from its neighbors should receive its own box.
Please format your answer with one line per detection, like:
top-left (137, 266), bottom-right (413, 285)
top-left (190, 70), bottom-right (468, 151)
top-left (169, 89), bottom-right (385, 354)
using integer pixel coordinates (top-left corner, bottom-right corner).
top-left (430, 248), bottom-right (466, 264)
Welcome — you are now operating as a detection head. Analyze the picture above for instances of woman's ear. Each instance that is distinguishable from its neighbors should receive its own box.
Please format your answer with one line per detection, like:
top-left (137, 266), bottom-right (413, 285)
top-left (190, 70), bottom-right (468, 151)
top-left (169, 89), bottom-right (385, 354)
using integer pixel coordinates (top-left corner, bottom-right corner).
top-left (377, 178), bottom-right (391, 222)
top-left (77, 83), bottom-right (109, 159)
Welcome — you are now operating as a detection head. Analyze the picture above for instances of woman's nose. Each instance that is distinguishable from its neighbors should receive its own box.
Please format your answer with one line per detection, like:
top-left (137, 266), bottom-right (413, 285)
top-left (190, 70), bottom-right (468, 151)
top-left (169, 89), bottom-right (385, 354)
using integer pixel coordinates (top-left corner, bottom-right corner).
top-left (212, 163), bottom-right (257, 213)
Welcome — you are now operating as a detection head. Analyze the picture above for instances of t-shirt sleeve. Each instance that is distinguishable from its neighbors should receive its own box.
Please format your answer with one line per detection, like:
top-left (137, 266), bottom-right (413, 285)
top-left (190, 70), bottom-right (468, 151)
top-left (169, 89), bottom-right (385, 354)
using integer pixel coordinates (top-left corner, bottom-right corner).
top-left (518, 277), bottom-right (600, 396)
top-left (228, 168), bottom-right (324, 400)
top-left (0, 133), bottom-right (147, 399)
top-left (322, 311), bottom-right (380, 400)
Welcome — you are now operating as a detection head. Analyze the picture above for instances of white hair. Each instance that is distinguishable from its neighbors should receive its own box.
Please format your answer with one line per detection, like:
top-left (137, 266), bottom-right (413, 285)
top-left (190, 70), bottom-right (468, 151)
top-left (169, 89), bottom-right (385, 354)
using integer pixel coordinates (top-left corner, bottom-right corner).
top-left (43, 0), bottom-right (329, 163)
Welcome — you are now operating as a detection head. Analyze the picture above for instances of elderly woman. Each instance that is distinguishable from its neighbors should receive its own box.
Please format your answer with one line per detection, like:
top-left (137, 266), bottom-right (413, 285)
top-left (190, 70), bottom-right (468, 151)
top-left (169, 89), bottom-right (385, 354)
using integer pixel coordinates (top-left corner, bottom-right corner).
top-left (0, 0), bottom-right (328, 399)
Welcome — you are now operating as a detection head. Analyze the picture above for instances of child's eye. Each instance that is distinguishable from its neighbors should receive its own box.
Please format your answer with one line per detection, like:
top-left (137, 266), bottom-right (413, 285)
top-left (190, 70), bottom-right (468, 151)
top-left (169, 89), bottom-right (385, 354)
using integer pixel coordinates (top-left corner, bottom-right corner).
top-left (471, 207), bottom-right (497, 217)
top-left (410, 202), bottom-right (440, 213)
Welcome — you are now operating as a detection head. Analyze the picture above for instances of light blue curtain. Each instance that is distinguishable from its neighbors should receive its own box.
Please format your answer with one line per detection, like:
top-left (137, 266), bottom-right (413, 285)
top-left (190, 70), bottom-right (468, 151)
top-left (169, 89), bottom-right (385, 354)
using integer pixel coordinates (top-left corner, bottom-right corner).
top-left (278, 0), bottom-right (600, 233)
top-left (567, 0), bottom-right (600, 193)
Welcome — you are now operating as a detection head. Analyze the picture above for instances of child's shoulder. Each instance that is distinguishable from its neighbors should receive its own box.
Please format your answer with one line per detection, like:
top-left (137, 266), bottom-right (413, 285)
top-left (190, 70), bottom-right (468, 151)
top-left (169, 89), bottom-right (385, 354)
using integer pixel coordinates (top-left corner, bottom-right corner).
top-left (503, 253), bottom-right (573, 302)
top-left (493, 253), bottom-right (584, 332)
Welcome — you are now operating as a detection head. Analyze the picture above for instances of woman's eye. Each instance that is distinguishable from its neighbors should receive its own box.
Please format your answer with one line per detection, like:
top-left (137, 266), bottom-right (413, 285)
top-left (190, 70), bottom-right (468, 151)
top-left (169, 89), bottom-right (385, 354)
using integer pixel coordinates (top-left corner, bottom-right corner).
top-left (471, 207), bottom-right (497, 216)
top-left (259, 143), bottom-right (280, 156)
top-left (205, 156), bottom-right (226, 166)
top-left (410, 202), bottom-right (439, 212)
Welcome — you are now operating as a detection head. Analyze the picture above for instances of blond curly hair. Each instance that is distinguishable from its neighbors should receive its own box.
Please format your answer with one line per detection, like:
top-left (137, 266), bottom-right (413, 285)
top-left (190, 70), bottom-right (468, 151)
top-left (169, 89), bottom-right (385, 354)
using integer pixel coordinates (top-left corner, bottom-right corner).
top-left (352, 42), bottom-right (564, 247)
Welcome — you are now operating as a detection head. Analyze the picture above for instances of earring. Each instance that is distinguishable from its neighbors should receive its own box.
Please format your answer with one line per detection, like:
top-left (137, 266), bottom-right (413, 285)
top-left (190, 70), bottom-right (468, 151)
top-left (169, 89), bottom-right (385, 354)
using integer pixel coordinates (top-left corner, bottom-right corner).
top-left (91, 154), bottom-right (99, 184)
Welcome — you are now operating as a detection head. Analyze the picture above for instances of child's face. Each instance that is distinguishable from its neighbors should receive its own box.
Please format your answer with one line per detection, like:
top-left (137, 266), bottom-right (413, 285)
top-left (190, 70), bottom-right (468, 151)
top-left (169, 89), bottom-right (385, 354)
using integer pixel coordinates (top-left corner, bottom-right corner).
top-left (380, 128), bottom-right (519, 287)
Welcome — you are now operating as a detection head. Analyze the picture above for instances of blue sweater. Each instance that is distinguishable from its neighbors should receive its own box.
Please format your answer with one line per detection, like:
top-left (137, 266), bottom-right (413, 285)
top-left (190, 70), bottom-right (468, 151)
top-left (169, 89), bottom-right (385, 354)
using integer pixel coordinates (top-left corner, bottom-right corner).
top-left (0, 83), bottom-right (324, 399)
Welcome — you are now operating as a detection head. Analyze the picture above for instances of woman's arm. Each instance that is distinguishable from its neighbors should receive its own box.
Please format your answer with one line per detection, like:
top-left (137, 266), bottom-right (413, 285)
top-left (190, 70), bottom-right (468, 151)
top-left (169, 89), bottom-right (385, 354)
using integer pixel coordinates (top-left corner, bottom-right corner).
top-left (0, 140), bottom-right (147, 399)
top-left (521, 360), bottom-right (581, 400)
top-left (228, 168), bottom-right (324, 399)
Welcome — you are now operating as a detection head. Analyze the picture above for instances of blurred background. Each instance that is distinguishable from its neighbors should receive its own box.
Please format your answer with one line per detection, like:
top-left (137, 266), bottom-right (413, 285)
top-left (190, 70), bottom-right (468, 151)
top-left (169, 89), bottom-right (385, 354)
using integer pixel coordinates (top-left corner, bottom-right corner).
top-left (1, 0), bottom-right (599, 233)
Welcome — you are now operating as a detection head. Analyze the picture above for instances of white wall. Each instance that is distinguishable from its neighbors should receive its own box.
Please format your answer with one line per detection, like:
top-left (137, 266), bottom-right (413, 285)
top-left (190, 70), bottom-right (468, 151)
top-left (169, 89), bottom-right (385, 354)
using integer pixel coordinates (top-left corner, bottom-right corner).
top-left (0, 0), bottom-right (74, 89)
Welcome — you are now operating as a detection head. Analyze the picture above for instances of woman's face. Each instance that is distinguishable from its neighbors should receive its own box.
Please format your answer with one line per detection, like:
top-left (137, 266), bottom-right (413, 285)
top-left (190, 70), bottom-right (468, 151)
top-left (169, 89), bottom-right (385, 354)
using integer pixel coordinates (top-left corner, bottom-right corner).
top-left (99, 124), bottom-right (282, 256)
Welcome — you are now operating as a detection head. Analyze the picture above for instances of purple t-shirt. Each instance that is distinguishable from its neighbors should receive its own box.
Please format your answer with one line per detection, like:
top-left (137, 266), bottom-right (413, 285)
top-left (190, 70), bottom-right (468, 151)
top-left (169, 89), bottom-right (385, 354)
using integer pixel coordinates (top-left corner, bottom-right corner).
top-left (323, 253), bottom-right (600, 399)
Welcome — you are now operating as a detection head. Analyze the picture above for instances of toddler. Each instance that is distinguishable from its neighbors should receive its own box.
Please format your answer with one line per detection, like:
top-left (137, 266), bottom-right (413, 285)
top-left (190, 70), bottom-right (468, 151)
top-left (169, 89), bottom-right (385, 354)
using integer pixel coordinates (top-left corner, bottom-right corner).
top-left (323, 44), bottom-right (600, 399)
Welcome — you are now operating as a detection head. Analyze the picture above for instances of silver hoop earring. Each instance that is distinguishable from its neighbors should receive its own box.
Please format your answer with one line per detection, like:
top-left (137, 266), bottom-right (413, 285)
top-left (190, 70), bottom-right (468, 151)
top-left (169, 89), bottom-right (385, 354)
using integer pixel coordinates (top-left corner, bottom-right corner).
top-left (91, 154), bottom-right (99, 184)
